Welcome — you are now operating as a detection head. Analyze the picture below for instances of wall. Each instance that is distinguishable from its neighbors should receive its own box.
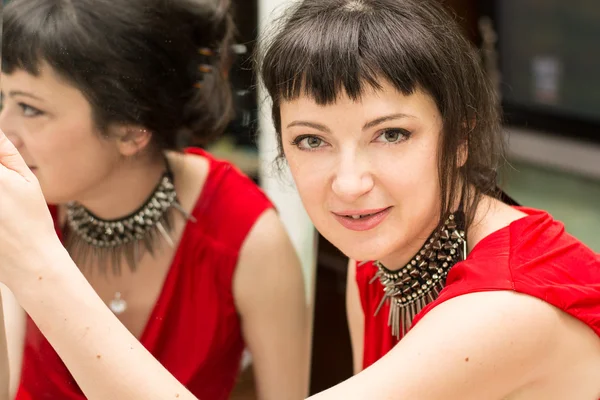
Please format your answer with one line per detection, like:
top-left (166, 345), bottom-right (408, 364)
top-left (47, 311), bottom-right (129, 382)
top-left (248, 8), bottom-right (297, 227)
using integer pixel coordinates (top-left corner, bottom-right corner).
top-left (256, 0), bottom-right (317, 306)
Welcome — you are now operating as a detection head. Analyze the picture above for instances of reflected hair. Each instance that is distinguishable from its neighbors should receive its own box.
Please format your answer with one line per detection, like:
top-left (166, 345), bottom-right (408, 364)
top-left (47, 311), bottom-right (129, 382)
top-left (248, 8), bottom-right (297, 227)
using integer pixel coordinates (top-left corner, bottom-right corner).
top-left (2, 0), bottom-right (235, 150)
top-left (257, 0), bottom-right (506, 229)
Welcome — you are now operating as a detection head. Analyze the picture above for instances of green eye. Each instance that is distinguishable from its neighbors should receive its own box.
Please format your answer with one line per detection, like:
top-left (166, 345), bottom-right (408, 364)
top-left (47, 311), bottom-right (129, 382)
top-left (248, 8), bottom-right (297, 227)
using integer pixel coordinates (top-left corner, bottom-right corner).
top-left (376, 128), bottom-right (411, 144)
top-left (306, 137), bottom-right (322, 148)
top-left (383, 130), bottom-right (401, 142)
top-left (292, 135), bottom-right (327, 151)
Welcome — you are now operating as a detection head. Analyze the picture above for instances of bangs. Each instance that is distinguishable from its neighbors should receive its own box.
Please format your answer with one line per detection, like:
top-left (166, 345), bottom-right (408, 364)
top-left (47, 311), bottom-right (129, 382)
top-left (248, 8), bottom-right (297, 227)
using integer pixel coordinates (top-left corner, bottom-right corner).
top-left (259, 2), bottom-right (438, 106)
top-left (2, 1), bottom-right (62, 75)
top-left (3, 0), bottom-right (105, 78)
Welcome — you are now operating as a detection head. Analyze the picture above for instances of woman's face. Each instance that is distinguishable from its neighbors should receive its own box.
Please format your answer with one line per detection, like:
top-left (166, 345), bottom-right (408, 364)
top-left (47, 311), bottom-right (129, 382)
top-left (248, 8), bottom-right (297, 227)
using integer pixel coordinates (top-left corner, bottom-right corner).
top-left (0, 63), bottom-right (122, 205)
top-left (280, 81), bottom-right (444, 266)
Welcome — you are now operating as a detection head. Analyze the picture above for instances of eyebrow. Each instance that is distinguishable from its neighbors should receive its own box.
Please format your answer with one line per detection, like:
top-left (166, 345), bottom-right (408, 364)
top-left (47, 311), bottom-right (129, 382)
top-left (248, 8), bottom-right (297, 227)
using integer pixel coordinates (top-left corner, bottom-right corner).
top-left (286, 113), bottom-right (416, 133)
top-left (363, 113), bottom-right (416, 130)
top-left (7, 90), bottom-right (45, 102)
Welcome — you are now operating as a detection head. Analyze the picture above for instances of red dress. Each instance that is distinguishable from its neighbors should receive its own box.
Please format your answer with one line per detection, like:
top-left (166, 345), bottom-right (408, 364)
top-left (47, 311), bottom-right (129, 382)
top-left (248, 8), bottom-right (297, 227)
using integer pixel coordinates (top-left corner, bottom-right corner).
top-left (357, 207), bottom-right (600, 369)
top-left (16, 148), bottom-right (273, 400)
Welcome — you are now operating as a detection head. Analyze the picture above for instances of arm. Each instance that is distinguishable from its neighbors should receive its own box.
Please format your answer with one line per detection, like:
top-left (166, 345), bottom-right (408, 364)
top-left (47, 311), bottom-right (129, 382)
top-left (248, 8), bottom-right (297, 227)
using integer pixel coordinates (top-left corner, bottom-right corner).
top-left (0, 285), bottom-right (26, 399)
top-left (12, 243), bottom-right (197, 400)
top-left (345, 259), bottom-right (364, 375)
top-left (0, 131), bottom-right (196, 400)
top-left (309, 291), bottom-right (563, 400)
top-left (233, 209), bottom-right (310, 400)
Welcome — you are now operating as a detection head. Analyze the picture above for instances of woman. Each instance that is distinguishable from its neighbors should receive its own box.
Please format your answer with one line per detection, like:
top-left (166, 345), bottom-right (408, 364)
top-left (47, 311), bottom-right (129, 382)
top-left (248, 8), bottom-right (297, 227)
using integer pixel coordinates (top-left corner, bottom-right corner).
top-left (259, 2), bottom-right (600, 399)
top-left (0, 0), bottom-right (308, 399)
top-left (1, 0), bottom-right (599, 399)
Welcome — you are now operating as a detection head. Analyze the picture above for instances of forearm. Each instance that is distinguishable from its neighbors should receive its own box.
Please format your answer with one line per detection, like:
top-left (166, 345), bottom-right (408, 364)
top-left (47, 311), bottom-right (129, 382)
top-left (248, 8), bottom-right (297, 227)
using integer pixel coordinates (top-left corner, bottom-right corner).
top-left (13, 244), bottom-right (195, 400)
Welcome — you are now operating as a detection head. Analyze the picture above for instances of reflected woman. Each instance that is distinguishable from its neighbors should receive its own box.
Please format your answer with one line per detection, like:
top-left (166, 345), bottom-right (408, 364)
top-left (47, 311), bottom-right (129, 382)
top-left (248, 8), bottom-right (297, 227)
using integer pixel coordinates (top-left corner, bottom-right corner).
top-left (0, 0), bottom-right (599, 399)
top-left (0, 0), bottom-right (309, 399)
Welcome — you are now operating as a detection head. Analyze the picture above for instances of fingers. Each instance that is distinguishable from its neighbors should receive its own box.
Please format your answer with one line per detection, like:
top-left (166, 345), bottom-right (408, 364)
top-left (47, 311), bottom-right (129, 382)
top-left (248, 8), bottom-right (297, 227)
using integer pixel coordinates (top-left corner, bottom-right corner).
top-left (0, 129), bottom-right (35, 180)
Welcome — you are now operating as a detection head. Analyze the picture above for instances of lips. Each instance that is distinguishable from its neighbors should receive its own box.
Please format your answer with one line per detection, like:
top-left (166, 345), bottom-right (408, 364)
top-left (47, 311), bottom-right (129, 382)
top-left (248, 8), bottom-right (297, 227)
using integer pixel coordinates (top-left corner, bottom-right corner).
top-left (332, 207), bottom-right (392, 231)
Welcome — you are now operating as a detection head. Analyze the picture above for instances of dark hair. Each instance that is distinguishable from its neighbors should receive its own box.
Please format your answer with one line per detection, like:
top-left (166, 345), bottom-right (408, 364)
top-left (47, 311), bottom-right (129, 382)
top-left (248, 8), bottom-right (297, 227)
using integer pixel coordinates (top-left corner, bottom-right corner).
top-left (258, 0), bottom-right (505, 229)
top-left (2, 0), bottom-right (235, 150)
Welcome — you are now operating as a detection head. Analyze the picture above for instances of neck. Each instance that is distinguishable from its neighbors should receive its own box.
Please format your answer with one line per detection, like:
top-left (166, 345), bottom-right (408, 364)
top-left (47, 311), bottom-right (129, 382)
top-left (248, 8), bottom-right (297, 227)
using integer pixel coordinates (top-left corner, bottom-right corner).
top-left (72, 154), bottom-right (167, 220)
top-left (377, 213), bottom-right (441, 271)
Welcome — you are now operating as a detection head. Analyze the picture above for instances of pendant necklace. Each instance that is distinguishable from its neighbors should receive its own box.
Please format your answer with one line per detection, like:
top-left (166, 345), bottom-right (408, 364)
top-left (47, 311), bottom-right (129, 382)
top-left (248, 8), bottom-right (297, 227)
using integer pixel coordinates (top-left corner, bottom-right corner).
top-left (63, 162), bottom-right (196, 315)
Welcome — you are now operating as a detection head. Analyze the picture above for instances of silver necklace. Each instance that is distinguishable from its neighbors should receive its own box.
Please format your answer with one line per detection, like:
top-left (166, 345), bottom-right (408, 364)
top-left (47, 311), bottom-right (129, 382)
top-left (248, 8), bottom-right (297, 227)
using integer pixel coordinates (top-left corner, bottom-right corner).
top-left (63, 168), bottom-right (196, 314)
top-left (370, 212), bottom-right (466, 339)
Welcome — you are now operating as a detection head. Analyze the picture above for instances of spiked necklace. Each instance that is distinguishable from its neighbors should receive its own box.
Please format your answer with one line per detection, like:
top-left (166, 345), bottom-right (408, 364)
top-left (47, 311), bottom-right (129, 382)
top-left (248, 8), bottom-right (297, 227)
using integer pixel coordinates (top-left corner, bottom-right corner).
top-left (63, 165), bottom-right (196, 314)
top-left (369, 212), bottom-right (466, 339)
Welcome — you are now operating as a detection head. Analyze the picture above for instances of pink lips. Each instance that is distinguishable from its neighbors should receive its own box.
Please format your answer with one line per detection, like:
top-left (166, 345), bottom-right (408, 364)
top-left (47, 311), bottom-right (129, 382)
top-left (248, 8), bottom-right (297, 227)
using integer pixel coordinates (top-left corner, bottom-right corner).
top-left (332, 207), bottom-right (392, 231)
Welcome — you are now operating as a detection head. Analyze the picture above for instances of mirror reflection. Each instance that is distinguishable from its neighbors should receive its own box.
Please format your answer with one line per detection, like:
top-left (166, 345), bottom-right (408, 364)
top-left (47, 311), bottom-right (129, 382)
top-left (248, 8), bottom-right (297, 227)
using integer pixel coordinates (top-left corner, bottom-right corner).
top-left (0, 0), bottom-right (309, 399)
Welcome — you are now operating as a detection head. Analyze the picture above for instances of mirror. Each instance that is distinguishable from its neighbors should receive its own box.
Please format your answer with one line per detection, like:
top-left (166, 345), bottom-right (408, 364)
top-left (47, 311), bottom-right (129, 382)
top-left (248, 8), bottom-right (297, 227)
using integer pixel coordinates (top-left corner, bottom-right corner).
top-left (0, 0), bottom-right (316, 398)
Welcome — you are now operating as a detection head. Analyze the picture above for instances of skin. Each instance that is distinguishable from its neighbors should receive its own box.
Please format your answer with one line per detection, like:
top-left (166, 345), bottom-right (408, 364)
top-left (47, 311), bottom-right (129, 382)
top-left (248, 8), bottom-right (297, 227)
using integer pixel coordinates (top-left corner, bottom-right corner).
top-left (278, 80), bottom-right (600, 399)
top-left (0, 77), bottom-right (598, 399)
top-left (0, 64), bottom-right (309, 400)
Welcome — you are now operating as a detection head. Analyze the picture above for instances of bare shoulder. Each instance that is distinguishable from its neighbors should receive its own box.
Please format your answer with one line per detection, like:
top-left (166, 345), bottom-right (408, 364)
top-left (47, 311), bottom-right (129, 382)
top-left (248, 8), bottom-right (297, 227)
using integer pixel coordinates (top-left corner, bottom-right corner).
top-left (166, 151), bottom-right (210, 212)
top-left (233, 207), bottom-right (305, 312)
top-left (237, 209), bottom-right (297, 271)
top-left (413, 290), bottom-right (600, 376)
top-left (469, 196), bottom-right (528, 248)
top-left (416, 290), bottom-right (564, 349)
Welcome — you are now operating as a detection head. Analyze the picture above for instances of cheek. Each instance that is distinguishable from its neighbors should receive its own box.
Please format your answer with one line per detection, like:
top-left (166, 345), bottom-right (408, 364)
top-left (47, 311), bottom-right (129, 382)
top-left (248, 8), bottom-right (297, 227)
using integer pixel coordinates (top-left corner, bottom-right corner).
top-left (32, 125), bottom-right (115, 202)
top-left (287, 155), bottom-right (321, 203)
top-left (374, 144), bottom-right (441, 214)
top-left (285, 152), bottom-right (335, 221)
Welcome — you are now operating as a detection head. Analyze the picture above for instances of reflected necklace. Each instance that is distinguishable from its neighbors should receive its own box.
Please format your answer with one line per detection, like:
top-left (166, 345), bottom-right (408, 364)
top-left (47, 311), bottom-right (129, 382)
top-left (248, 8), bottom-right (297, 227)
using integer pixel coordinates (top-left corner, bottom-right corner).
top-left (369, 212), bottom-right (467, 339)
top-left (63, 163), bottom-right (196, 314)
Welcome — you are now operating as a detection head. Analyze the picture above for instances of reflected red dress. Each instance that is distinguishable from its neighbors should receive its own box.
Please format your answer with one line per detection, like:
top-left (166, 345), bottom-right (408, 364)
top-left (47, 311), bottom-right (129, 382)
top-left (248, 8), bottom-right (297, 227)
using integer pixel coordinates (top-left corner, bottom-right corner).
top-left (357, 207), bottom-right (600, 369)
top-left (16, 148), bottom-right (273, 400)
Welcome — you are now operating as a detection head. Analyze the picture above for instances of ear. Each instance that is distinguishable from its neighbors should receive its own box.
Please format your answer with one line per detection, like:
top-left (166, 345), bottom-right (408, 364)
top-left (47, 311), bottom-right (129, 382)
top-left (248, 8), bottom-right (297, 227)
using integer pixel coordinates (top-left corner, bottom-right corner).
top-left (115, 126), bottom-right (153, 157)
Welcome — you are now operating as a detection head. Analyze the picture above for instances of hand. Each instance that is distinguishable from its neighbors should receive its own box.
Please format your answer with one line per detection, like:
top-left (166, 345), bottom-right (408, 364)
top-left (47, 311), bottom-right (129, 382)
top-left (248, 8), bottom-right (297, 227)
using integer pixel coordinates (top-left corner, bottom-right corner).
top-left (0, 130), bottom-right (58, 288)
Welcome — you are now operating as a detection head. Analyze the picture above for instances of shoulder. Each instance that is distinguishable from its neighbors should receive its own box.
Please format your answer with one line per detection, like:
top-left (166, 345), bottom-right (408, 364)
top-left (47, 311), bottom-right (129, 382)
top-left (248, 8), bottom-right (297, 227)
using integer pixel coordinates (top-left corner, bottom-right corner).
top-left (412, 290), bottom-right (600, 378)
top-left (417, 202), bottom-right (600, 335)
top-left (510, 237), bottom-right (600, 337)
top-left (341, 291), bottom-right (579, 399)
top-left (237, 208), bottom-right (295, 270)
top-left (500, 206), bottom-right (600, 337)
top-left (188, 148), bottom-right (272, 215)
top-left (407, 291), bottom-right (566, 381)
top-left (418, 290), bottom-right (564, 342)
top-left (233, 207), bottom-right (305, 310)
top-left (175, 148), bottom-right (274, 250)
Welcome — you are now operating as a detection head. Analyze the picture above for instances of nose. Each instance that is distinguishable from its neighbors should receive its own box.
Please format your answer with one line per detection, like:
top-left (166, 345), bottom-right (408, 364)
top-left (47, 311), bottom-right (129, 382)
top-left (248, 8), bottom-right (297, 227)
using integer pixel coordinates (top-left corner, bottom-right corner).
top-left (331, 150), bottom-right (374, 203)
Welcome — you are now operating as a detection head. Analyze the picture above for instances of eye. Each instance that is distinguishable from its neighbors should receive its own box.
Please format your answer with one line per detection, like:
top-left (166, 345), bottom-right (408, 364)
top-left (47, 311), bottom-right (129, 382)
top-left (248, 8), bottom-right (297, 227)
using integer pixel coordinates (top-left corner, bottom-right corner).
top-left (18, 103), bottom-right (44, 118)
top-left (374, 128), bottom-right (411, 144)
top-left (291, 135), bottom-right (328, 151)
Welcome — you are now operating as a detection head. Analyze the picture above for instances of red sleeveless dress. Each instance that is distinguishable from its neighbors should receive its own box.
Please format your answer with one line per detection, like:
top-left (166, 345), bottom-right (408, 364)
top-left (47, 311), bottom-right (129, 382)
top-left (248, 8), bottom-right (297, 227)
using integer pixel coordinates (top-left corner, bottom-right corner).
top-left (16, 148), bottom-right (273, 400)
top-left (357, 207), bottom-right (600, 369)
